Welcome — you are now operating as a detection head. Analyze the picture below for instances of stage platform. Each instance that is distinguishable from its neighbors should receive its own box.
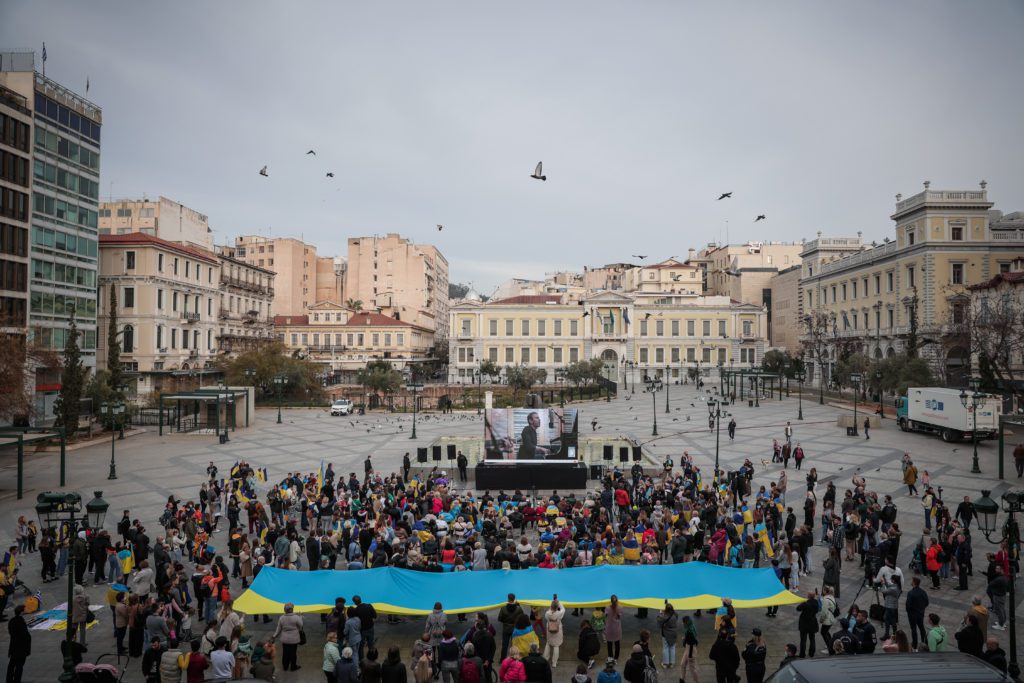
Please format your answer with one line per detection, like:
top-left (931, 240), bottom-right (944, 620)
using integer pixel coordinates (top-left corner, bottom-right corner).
top-left (474, 462), bottom-right (589, 490)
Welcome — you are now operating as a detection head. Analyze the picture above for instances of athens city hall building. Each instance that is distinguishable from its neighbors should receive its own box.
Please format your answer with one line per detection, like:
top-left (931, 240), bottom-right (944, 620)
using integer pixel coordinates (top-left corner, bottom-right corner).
top-left (448, 292), bottom-right (766, 386)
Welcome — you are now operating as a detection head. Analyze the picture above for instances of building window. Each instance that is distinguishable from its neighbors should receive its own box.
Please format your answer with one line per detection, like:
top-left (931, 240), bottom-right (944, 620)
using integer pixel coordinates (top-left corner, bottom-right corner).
top-left (655, 320), bottom-right (664, 336)
top-left (671, 347), bottom-right (680, 362)
top-left (384, 333), bottom-right (391, 346)
top-left (122, 325), bottom-right (133, 352)
top-left (173, 258), bottom-right (179, 275)
top-left (951, 225), bottom-right (963, 241)
top-left (888, 309), bottom-right (894, 328)
top-left (488, 347), bottom-right (498, 362)
top-left (639, 348), bottom-right (648, 363)
top-left (489, 319), bottom-right (497, 336)
top-left (639, 320), bottom-right (648, 336)
top-left (908, 229), bottom-right (915, 246)
top-left (553, 347), bottom-right (563, 363)
top-left (553, 320), bottom-right (562, 336)
top-left (655, 347), bottom-right (664, 363)
top-left (702, 320), bottom-right (711, 336)
top-left (171, 328), bottom-right (178, 349)
top-left (687, 320), bottom-right (694, 336)
top-left (291, 333), bottom-right (298, 346)
top-left (302, 333), bottom-right (309, 345)
top-left (887, 272), bottom-right (894, 292)
top-left (718, 320), bottom-right (726, 337)
top-left (537, 319), bottom-right (546, 336)
top-left (842, 284), bottom-right (847, 301)
top-left (686, 347), bottom-right (695, 362)
top-left (157, 289), bottom-right (163, 309)
top-left (124, 287), bottom-right (135, 308)
top-left (951, 263), bottom-right (964, 285)
top-left (874, 274), bottom-right (880, 294)
top-left (569, 347), bottom-right (579, 362)
top-left (156, 325), bottom-right (163, 349)
top-left (570, 320), bottom-right (578, 336)
top-left (521, 347), bottom-right (530, 363)
top-left (461, 319), bottom-right (471, 336)
top-left (396, 333), bottom-right (404, 346)
top-left (718, 348), bottom-right (726, 364)
top-left (505, 319), bottom-right (513, 335)
top-left (703, 347), bottom-right (712, 362)
top-left (505, 347), bottom-right (514, 363)
top-left (125, 251), bottom-right (135, 269)
top-left (372, 333), bottom-right (380, 346)
top-left (538, 347), bottom-right (546, 363)
top-left (951, 302), bottom-right (965, 325)
top-left (907, 266), bottom-right (916, 288)
top-left (742, 320), bottom-right (752, 337)
top-left (671, 320), bottom-right (680, 336)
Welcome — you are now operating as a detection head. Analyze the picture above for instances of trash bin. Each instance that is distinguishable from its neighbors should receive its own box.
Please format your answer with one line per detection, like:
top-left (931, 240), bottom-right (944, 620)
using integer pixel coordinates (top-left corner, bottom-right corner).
top-left (748, 400), bottom-right (754, 408)
top-left (846, 427), bottom-right (857, 436)
top-left (219, 433), bottom-right (228, 444)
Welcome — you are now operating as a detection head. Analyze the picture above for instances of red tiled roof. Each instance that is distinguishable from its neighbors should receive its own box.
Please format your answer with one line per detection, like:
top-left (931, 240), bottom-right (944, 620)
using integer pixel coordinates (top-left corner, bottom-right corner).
top-left (344, 312), bottom-right (411, 327)
top-left (968, 271), bottom-right (1024, 291)
top-left (488, 295), bottom-right (563, 305)
top-left (100, 232), bottom-right (218, 264)
top-left (273, 315), bottom-right (309, 325)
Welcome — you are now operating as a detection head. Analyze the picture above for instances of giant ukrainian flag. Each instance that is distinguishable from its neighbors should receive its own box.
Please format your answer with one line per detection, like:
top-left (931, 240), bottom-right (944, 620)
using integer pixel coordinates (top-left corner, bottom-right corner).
top-left (234, 564), bottom-right (802, 615)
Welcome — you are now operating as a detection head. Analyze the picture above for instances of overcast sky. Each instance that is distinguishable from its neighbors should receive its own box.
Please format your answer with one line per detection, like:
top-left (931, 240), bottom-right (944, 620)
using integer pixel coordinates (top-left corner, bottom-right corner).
top-left (4, 1), bottom-right (1023, 293)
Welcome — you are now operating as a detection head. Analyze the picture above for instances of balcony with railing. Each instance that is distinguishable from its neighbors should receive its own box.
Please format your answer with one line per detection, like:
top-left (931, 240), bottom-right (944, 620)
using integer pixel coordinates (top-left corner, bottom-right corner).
top-left (894, 189), bottom-right (989, 216)
top-left (181, 312), bottom-right (201, 322)
top-left (818, 240), bottom-right (900, 276)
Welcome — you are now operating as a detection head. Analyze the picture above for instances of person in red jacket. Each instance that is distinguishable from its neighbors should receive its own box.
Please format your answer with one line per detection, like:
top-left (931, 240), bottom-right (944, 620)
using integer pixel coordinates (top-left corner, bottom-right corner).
top-left (925, 537), bottom-right (942, 589)
top-left (614, 488), bottom-right (631, 523)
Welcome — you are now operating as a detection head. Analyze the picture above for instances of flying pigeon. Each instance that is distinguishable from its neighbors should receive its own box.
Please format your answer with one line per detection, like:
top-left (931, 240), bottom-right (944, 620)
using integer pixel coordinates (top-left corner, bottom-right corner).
top-left (717, 192), bottom-right (732, 200)
top-left (437, 224), bottom-right (444, 231)
top-left (326, 172), bottom-right (334, 178)
top-left (632, 255), bottom-right (648, 260)
top-left (531, 162), bottom-right (547, 181)
top-left (582, 311), bottom-right (590, 318)
top-left (259, 166), bottom-right (268, 177)
top-left (755, 215), bottom-right (766, 222)
top-left (644, 313), bottom-right (651, 320)
top-left (306, 150), bottom-right (316, 155)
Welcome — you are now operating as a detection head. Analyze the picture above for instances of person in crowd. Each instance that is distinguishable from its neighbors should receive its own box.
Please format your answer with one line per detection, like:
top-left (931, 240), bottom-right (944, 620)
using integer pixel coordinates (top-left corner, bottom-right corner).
top-left (272, 601), bottom-right (304, 672)
top-left (708, 628), bottom-right (739, 683)
top-left (926, 614), bottom-right (947, 652)
top-left (741, 628), bottom-right (767, 683)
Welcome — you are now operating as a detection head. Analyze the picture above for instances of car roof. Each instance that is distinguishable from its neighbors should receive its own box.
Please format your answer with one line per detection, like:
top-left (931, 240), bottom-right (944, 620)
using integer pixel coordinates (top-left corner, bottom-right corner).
top-left (783, 652), bottom-right (1007, 682)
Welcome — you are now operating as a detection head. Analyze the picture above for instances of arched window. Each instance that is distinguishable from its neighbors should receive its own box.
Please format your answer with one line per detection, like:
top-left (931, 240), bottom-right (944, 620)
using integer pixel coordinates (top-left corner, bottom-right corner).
top-left (122, 325), bottom-right (134, 353)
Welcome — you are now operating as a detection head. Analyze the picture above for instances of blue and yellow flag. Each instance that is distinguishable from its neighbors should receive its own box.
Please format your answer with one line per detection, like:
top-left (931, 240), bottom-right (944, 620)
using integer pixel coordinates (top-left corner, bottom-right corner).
top-left (754, 522), bottom-right (774, 559)
top-left (230, 462), bottom-right (241, 478)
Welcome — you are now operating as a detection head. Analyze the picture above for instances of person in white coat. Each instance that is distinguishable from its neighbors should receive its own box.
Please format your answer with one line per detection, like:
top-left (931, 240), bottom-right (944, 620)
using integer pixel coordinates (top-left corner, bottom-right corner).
top-left (543, 597), bottom-right (566, 667)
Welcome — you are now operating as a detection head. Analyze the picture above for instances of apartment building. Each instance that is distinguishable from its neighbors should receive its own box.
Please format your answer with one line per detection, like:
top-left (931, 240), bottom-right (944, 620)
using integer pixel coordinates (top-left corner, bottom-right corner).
top-left (622, 258), bottom-right (702, 296)
top-left (315, 255), bottom-right (345, 306)
top-left (99, 196), bottom-right (213, 251)
top-left (582, 263), bottom-right (633, 292)
top-left (230, 236), bottom-right (317, 317)
top-left (216, 248), bottom-right (275, 355)
top-left (0, 77), bottom-right (31, 333)
top-left (98, 233), bottom-right (221, 396)
top-left (448, 292), bottom-right (766, 384)
top-left (275, 307), bottom-right (433, 376)
top-left (799, 183), bottom-right (1024, 387)
top-left (768, 265), bottom-right (801, 353)
top-left (346, 233), bottom-right (449, 339)
top-left (689, 242), bottom-right (803, 305)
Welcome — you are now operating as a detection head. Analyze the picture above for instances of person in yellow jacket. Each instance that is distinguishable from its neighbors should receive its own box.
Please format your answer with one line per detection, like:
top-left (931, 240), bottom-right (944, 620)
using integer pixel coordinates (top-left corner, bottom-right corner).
top-left (510, 613), bottom-right (539, 656)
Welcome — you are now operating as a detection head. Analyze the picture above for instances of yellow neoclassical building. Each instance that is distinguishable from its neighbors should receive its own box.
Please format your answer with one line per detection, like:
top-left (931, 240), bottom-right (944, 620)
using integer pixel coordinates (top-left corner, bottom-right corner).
top-left (799, 184), bottom-right (1024, 386)
top-left (448, 291), bottom-right (766, 385)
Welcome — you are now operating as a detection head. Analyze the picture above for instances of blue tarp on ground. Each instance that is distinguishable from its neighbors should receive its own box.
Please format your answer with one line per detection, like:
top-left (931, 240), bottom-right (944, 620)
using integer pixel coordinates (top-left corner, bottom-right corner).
top-left (234, 564), bottom-right (803, 615)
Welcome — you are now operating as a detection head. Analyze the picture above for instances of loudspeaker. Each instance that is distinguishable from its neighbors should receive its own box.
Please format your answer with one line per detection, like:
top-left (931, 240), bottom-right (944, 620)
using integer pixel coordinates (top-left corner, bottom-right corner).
top-left (447, 444), bottom-right (457, 460)
top-left (417, 448), bottom-right (428, 463)
top-left (632, 446), bottom-right (642, 462)
top-left (590, 465), bottom-right (604, 480)
top-left (432, 446), bottom-right (442, 461)
top-left (603, 445), bottom-right (613, 461)
top-left (619, 447), bottom-right (629, 463)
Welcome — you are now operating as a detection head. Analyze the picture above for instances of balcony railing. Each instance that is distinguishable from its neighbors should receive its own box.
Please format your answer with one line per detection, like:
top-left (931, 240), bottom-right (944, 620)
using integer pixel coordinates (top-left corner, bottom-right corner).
top-left (181, 312), bottom-right (201, 322)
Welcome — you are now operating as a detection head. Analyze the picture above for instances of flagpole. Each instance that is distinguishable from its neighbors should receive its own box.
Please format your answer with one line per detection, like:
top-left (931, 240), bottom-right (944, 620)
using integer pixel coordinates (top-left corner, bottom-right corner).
top-left (41, 42), bottom-right (46, 77)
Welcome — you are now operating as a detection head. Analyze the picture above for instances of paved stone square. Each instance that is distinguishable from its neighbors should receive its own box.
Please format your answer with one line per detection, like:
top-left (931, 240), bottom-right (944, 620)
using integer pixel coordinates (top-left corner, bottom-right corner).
top-left (1, 384), bottom-right (1020, 681)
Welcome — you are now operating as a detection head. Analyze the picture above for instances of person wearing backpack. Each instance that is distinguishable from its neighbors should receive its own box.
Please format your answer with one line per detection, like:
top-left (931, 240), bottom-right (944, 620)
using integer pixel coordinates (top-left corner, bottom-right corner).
top-left (656, 602), bottom-right (678, 668)
top-left (543, 597), bottom-right (565, 668)
top-left (621, 644), bottom-right (650, 683)
top-left (924, 537), bottom-right (942, 589)
top-left (460, 642), bottom-right (485, 683)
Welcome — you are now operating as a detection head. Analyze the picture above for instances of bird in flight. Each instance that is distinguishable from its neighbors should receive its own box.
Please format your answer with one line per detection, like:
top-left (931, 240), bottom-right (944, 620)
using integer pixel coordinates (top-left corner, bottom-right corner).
top-left (717, 192), bottom-right (732, 200)
top-left (259, 166), bottom-right (268, 177)
top-left (437, 224), bottom-right (444, 231)
top-left (326, 172), bottom-right (334, 178)
top-left (582, 311), bottom-right (590, 318)
top-left (644, 313), bottom-right (652, 320)
top-left (531, 162), bottom-right (547, 181)
top-left (632, 255), bottom-right (647, 260)
top-left (755, 214), bottom-right (766, 222)
top-left (306, 150), bottom-right (316, 156)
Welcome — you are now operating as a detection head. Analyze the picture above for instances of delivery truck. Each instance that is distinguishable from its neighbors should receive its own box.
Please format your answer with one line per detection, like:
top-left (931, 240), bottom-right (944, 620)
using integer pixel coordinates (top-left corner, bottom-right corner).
top-left (896, 387), bottom-right (1000, 442)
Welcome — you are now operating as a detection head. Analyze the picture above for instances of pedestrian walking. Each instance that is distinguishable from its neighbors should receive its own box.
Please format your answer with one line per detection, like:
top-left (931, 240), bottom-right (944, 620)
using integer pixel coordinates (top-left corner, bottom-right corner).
top-left (272, 602), bottom-right (304, 672)
top-left (863, 417), bottom-right (870, 440)
top-left (904, 461), bottom-right (919, 496)
top-left (678, 616), bottom-right (698, 683)
top-left (544, 597), bottom-right (565, 667)
top-left (656, 602), bottom-right (677, 668)
top-left (905, 577), bottom-right (929, 650)
top-left (727, 419), bottom-right (736, 440)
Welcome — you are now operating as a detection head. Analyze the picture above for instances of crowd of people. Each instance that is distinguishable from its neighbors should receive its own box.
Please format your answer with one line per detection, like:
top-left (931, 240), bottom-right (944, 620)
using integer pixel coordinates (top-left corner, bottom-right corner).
top-left (3, 432), bottom-right (1022, 683)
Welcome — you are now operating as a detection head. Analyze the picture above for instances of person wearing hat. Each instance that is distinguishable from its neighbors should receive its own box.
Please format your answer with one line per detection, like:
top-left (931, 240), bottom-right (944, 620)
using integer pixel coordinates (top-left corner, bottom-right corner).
top-left (596, 657), bottom-right (621, 683)
top-left (742, 628), bottom-right (767, 683)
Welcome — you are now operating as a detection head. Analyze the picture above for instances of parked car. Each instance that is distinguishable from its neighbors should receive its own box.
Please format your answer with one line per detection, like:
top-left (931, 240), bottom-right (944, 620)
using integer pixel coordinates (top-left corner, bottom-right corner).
top-left (330, 398), bottom-right (354, 416)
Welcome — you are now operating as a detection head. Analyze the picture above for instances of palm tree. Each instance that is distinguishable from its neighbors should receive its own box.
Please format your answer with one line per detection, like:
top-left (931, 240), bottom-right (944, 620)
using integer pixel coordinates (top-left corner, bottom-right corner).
top-left (345, 298), bottom-right (364, 312)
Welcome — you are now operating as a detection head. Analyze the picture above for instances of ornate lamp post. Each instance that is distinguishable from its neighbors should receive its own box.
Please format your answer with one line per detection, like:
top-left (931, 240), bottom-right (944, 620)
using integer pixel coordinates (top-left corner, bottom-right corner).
top-left (665, 364), bottom-right (671, 413)
top-left (960, 377), bottom-right (983, 474)
top-left (707, 397), bottom-right (730, 483)
top-left (408, 382), bottom-right (423, 439)
top-left (973, 489), bottom-right (1022, 679)
top-left (850, 372), bottom-right (862, 436)
top-left (646, 374), bottom-right (663, 436)
top-left (99, 401), bottom-right (125, 480)
top-left (36, 491), bottom-right (108, 683)
top-left (273, 374), bottom-right (288, 424)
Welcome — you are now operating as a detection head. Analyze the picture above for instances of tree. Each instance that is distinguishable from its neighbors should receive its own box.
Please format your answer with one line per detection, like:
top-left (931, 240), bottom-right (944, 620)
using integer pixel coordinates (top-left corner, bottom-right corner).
top-left (357, 360), bottom-right (404, 408)
top-left (0, 327), bottom-right (58, 423)
top-left (478, 359), bottom-right (501, 382)
top-left (800, 312), bottom-right (833, 403)
top-left (106, 285), bottom-right (123, 397)
top-left (833, 352), bottom-right (871, 398)
top-left (345, 298), bottom-right (363, 312)
top-left (448, 282), bottom-right (470, 299)
top-left (869, 353), bottom-right (934, 397)
top-left (906, 291), bottom-right (920, 359)
top-left (216, 342), bottom-right (326, 401)
top-left (949, 285), bottom-right (1024, 404)
top-left (53, 311), bottom-right (86, 435)
top-left (564, 358), bottom-right (603, 386)
top-left (761, 350), bottom-right (792, 376)
top-left (504, 364), bottom-right (547, 404)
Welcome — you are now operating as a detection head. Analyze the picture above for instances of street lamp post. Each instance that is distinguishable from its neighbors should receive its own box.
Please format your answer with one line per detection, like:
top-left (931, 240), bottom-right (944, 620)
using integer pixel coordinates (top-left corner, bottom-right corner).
top-left (408, 383), bottom-right (422, 439)
top-left (476, 369), bottom-right (483, 415)
top-left (850, 372), bottom-right (862, 436)
top-left (795, 370), bottom-right (805, 421)
top-left (960, 378), bottom-right (983, 474)
top-left (754, 375), bottom-right (760, 408)
top-left (36, 490), bottom-right (108, 683)
top-left (273, 375), bottom-right (288, 424)
top-left (100, 401), bottom-right (125, 480)
top-left (665, 365), bottom-right (670, 413)
top-left (708, 398), bottom-right (730, 483)
top-left (646, 375), bottom-right (663, 436)
top-left (974, 489), bottom-right (1022, 680)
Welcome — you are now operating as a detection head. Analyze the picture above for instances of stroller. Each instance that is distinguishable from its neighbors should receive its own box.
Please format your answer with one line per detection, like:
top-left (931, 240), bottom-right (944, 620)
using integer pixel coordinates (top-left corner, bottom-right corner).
top-left (74, 653), bottom-right (130, 683)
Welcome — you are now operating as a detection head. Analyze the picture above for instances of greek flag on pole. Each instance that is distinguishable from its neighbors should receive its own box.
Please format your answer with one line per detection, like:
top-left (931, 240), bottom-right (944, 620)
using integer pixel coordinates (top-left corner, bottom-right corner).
top-left (42, 43), bottom-right (47, 63)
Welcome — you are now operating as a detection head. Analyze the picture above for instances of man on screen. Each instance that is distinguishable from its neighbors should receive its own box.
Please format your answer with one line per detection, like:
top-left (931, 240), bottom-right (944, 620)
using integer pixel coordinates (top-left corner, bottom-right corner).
top-left (517, 412), bottom-right (551, 460)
